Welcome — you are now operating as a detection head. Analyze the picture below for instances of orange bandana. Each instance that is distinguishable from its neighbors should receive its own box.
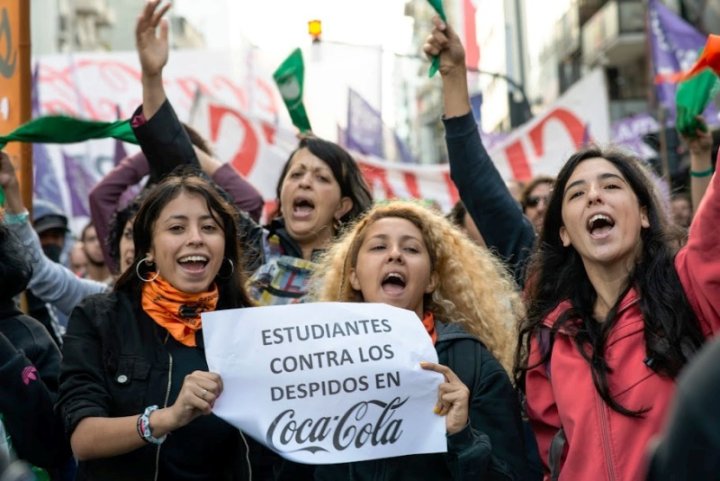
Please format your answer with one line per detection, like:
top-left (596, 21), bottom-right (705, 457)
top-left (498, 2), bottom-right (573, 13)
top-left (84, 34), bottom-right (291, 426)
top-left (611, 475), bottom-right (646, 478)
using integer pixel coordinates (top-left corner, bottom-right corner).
top-left (141, 274), bottom-right (219, 347)
top-left (422, 311), bottom-right (437, 345)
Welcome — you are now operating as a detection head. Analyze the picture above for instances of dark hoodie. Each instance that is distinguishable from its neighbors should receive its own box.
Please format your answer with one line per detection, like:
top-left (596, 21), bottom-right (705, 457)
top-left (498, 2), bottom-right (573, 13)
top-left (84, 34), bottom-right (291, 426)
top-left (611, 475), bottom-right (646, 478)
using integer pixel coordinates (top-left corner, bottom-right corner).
top-left (0, 298), bottom-right (70, 474)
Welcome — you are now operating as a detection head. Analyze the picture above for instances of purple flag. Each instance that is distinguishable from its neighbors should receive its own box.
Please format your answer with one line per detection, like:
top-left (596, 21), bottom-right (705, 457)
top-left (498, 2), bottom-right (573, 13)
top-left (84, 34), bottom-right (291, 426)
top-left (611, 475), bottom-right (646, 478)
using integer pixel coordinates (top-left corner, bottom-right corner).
top-left (62, 151), bottom-right (96, 217)
top-left (648, 0), bottom-right (714, 122)
top-left (346, 88), bottom-right (385, 158)
top-left (31, 63), bottom-right (65, 207)
top-left (347, 88), bottom-right (417, 163)
top-left (611, 113), bottom-right (659, 160)
top-left (336, 124), bottom-right (347, 148)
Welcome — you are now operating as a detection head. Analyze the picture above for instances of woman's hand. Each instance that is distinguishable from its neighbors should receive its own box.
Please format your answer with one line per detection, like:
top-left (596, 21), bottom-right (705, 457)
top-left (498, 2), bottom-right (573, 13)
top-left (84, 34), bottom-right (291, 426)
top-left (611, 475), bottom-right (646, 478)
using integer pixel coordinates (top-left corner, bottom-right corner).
top-left (422, 16), bottom-right (466, 78)
top-left (421, 361), bottom-right (470, 435)
top-left (135, 0), bottom-right (171, 78)
top-left (682, 116), bottom-right (713, 157)
top-left (0, 152), bottom-right (25, 214)
top-left (153, 370), bottom-right (223, 435)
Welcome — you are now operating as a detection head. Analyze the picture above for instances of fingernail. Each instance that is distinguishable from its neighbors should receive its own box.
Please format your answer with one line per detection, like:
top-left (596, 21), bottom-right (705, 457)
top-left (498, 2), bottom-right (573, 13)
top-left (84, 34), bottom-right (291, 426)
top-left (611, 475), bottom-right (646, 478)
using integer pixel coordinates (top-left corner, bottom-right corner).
top-left (433, 406), bottom-right (441, 414)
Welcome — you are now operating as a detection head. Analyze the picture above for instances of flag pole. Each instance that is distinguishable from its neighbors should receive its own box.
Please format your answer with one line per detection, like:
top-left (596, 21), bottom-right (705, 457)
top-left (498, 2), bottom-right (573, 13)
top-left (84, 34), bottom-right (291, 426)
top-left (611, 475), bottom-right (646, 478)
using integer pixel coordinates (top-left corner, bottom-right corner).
top-left (657, 106), bottom-right (671, 184)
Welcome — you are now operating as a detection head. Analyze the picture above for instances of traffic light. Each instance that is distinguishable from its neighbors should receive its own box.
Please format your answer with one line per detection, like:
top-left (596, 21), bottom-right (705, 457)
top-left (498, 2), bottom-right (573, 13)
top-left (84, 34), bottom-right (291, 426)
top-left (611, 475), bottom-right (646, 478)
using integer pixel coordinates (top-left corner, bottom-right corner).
top-left (308, 19), bottom-right (322, 43)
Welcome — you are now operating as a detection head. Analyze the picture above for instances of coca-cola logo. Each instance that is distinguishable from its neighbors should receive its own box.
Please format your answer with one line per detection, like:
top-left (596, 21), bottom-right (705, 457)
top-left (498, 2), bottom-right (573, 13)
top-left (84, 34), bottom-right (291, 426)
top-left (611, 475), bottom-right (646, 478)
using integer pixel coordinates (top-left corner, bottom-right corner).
top-left (265, 396), bottom-right (408, 454)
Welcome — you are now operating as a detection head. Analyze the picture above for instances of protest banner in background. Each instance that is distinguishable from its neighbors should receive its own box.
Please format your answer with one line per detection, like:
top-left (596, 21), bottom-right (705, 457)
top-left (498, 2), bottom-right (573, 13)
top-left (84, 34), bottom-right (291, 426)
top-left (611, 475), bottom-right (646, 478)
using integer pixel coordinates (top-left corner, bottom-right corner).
top-left (202, 302), bottom-right (447, 464)
top-left (32, 48), bottom-right (613, 227)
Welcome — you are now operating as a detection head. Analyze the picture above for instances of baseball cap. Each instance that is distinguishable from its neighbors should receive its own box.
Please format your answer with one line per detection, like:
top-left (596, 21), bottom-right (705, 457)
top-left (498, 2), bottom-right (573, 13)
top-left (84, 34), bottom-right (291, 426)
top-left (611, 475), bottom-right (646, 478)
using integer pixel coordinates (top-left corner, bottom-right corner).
top-left (32, 199), bottom-right (69, 234)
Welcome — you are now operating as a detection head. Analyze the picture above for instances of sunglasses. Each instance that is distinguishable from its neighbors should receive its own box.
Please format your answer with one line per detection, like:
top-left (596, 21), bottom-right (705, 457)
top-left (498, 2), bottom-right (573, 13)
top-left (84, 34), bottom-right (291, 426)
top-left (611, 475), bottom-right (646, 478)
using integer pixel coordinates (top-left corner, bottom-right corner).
top-left (525, 195), bottom-right (549, 208)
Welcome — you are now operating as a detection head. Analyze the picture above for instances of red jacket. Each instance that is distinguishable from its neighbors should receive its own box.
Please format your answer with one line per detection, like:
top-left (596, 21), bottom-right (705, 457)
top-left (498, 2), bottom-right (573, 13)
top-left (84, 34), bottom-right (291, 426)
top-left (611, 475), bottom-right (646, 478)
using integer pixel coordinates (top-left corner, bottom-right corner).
top-left (525, 170), bottom-right (720, 481)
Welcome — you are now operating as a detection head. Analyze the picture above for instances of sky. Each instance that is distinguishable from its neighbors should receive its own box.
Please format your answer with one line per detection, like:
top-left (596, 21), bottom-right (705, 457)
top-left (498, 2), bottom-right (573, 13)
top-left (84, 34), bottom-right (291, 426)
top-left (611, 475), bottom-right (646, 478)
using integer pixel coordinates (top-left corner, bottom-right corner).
top-left (172, 0), bottom-right (413, 57)
top-left (169, 0), bottom-right (568, 138)
top-left (171, 0), bottom-right (414, 137)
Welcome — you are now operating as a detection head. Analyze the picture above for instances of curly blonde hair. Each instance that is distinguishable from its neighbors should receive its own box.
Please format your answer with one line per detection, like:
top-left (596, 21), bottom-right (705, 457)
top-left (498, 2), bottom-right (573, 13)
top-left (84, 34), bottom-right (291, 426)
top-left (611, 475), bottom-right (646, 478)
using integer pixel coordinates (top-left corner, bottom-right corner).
top-left (311, 201), bottom-right (523, 373)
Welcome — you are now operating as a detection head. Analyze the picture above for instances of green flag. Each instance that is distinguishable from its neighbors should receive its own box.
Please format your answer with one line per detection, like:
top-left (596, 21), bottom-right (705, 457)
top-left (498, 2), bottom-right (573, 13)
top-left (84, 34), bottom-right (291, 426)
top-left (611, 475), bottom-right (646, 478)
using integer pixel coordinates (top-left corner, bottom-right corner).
top-left (0, 115), bottom-right (138, 149)
top-left (0, 116), bottom-right (139, 206)
top-left (273, 48), bottom-right (313, 133)
top-left (426, 0), bottom-right (447, 78)
top-left (675, 66), bottom-right (720, 137)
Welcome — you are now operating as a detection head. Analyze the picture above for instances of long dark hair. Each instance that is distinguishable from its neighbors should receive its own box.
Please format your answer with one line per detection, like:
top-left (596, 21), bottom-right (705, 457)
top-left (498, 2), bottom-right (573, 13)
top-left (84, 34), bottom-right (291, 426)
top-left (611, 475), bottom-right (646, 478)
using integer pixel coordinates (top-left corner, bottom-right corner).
top-left (114, 173), bottom-right (254, 310)
top-left (107, 196), bottom-right (144, 274)
top-left (274, 137), bottom-right (372, 226)
top-left (0, 224), bottom-right (32, 298)
top-left (514, 147), bottom-right (704, 417)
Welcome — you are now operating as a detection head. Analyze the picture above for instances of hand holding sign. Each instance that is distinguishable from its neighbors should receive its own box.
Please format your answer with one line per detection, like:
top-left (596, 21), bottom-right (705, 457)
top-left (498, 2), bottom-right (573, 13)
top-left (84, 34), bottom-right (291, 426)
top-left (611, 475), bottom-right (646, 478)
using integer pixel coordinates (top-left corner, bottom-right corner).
top-left (173, 371), bottom-right (224, 420)
top-left (421, 361), bottom-right (469, 435)
top-left (150, 370), bottom-right (225, 438)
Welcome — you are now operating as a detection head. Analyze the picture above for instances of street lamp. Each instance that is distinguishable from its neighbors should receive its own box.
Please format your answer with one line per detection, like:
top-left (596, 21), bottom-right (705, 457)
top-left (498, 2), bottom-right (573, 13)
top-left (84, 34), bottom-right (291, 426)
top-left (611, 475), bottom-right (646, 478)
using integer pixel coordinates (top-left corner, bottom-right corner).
top-left (308, 19), bottom-right (322, 43)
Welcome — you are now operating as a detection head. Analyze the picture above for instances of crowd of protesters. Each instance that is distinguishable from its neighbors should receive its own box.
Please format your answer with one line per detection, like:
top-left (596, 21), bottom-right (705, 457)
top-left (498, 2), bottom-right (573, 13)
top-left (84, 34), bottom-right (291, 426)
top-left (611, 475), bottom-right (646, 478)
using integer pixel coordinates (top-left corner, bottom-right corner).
top-left (1, 2), bottom-right (719, 481)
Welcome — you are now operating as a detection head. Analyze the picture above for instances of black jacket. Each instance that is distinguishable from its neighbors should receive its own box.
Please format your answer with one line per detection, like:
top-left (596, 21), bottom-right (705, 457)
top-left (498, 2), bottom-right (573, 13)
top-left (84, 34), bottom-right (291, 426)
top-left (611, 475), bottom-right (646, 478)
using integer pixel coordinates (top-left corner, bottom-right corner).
top-left (0, 298), bottom-right (70, 472)
top-left (314, 321), bottom-right (533, 481)
top-left (444, 113), bottom-right (536, 288)
top-left (646, 336), bottom-right (720, 481)
top-left (57, 291), bottom-right (253, 481)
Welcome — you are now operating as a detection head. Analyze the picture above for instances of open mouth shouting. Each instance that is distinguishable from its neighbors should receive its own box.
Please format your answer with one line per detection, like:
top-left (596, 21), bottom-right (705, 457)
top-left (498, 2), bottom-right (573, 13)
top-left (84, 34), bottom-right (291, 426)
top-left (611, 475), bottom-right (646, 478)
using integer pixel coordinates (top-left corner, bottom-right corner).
top-left (178, 254), bottom-right (210, 274)
top-left (292, 196), bottom-right (316, 220)
top-left (587, 213), bottom-right (615, 239)
top-left (381, 272), bottom-right (407, 296)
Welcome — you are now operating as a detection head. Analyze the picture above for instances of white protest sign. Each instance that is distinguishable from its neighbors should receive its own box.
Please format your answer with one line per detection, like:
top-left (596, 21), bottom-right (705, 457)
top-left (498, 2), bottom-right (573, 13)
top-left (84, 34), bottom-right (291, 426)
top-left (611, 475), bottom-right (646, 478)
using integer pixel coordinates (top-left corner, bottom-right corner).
top-left (202, 302), bottom-right (447, 464)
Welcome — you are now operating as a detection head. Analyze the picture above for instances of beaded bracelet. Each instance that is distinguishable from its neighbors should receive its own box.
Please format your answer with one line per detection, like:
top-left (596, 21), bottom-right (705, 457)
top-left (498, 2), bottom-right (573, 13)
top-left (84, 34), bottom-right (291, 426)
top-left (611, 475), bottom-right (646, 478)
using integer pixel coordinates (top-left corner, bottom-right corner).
top-left (136, 405), bottom-right (167, 445)
top-left (3, 210), bottom-right (29, 225)
top-left (690, 166), bottom-right (714, 178)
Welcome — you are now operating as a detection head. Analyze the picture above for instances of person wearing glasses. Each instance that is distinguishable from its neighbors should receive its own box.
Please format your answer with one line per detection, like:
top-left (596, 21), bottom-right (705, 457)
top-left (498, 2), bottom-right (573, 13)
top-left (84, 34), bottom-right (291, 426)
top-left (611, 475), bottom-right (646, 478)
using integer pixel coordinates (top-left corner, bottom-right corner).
top-left (520, 176), bottom-right (554, 234)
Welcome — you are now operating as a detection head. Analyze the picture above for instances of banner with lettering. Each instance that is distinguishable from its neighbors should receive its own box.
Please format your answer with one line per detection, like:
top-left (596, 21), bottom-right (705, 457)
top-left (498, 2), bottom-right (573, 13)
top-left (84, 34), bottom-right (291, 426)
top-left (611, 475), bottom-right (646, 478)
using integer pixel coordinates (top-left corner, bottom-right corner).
top-left (33, 49), bottom-right (611, 227)
top-left (202, 302), bottom-right (447, 464)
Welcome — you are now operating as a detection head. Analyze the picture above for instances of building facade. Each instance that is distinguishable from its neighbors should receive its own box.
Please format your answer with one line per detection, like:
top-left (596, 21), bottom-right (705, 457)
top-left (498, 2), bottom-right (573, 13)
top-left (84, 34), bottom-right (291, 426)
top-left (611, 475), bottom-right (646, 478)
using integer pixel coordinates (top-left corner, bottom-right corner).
top-left (31, 0), bottom-right (204, 55)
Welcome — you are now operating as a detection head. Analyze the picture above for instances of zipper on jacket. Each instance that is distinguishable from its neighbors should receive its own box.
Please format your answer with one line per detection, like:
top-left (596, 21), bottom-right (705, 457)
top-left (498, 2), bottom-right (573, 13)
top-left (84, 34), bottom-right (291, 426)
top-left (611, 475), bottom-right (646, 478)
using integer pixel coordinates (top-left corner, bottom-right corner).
top-left (239, 431), bottom-right (252, 481)
top-left (597, 395), bottom-right (618, 481)
top-left (154, 339), bottom-right (173, 481)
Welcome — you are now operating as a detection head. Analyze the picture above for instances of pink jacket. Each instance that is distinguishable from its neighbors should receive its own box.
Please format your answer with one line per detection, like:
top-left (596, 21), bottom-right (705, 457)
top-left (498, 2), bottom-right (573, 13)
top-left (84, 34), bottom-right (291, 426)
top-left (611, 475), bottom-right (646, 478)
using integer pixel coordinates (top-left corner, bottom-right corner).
top-left (525, 169), bottom-right (720, 481)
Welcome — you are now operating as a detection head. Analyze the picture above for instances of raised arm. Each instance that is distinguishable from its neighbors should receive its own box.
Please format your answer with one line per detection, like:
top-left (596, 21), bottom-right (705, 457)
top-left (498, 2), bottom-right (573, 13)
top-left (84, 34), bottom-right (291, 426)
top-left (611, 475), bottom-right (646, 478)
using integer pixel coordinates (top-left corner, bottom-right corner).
top-left (133, 1), bottom-right (200, 184)
top-left (89, 152), bottom-right (148, 272)
top-left (680, 117), bottom-right (714, 212)
top-left (0, 153), bottom-right (107, 315)
top-left (196, 147), bottom-right (265, 222)
top-left (136, 0), bottom-right (170, 120)
top-left (675, 148), bottom-right (720, 335)
top-left (423, 17), bottom-right (535, 287)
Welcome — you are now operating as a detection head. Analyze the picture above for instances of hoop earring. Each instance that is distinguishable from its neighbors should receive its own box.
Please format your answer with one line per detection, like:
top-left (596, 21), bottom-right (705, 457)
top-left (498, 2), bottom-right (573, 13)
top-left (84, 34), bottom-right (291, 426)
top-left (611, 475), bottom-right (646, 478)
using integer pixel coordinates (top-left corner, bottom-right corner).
top-left (217, 257), bottom-right (235, 280)
top-left (135, 256), bottom-right (159, 282)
